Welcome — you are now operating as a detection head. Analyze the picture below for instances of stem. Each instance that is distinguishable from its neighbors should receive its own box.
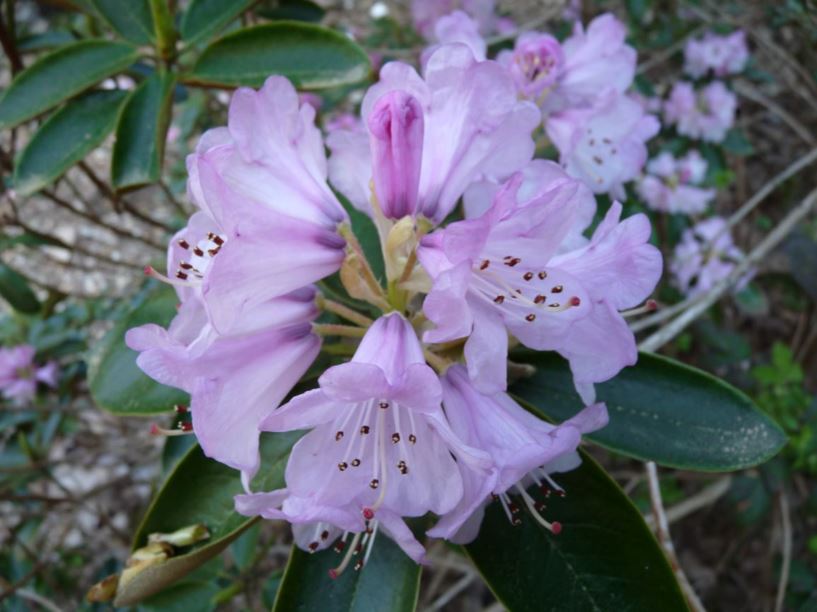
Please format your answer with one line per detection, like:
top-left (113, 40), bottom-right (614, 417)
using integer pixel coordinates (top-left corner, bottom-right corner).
top-left (0, 2), bottom-right (22, 74)
top-left (149, 0), bottom-right (177, 64)
top-left (319, 297), bottom-right (373, 327)
top-left (313, 324), bottom-right (367, 338)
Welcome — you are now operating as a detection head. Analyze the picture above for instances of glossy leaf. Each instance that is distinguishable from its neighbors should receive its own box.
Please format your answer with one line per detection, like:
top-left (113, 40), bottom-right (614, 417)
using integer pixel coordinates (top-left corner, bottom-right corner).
top-left (0, 40), bottom-right (138, 129)
top-left (0, 264), bottom-right (40, 314)
top-left (466, 451), bottom-right (687, 612)
top-left (180, 0), bottom-right (256, 45)
top-left (187, 22), bottom-right (370, 90)
top-left (17, 31), bottom-right (76, 53)
top-left (90, 0), bottom-right (155, 45)
top-left (273, 534), bottom-right (421, 611)
top-left (114, 432), bottom-right (300, 606)
top-left (511, 351), bottom-right (787, 471)
top-left (87, 283), bottom-right (189, 415)
top-left (111, 71), bottom-right (176, 189)
top-left (14, 90), bottom-right (129, 196)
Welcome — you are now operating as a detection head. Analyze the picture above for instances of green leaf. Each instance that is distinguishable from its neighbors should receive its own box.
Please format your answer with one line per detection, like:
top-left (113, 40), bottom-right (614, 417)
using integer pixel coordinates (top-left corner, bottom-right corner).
top-left (339, 196), bottom-right (385, 284)
top-left (90, 0), bottom-right (155, 45)
top-left (17, 31), bottom-right (76, 53)
top-left (0, 40), bottom-right (139, 129)
top-left (114, 432), bottom-right (300, 606)
top-left (111, 71), bottom-right (176, 189)
top-left (466, 451), bottom-right (687, 612)
top-left (180, 0), bottom-right (256, 45)
top-left (87, 283), bottom-right (189, 415)
top-left (722, 128), bottom-right (755, 156)
top-left (187, 22), bottom-right (370, 90)
top-left (258, 0), bottom-right (326, 22)
top-left (273, 534), bottom-right (421, 611)
top-left (14, 90), bottom-right (128, 196)
top-left (511, 351), bottom-right (787, 472)
top-left (0, 264), bottom-right (40, 314)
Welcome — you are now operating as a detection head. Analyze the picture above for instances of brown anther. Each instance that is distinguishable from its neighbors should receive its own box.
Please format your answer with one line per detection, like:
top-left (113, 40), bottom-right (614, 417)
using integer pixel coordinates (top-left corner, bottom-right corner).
top-left (550, 303), bottom-right (561, 308)
top-left (360, 425), bottom-right (370, 435)
top-left (335, 431), bottom-right (344, 441)
top-left (178, 239), bottom-right (190, 250)
top-left (351, 458), bottom-right (361, 467)
top-left (321, 530), bottom-right (330, 540)
top-left (338, 462), bottom-right (348, 471)
top-left (354, 559), bottom-right (364, 571)
top-left (480, 259), bottom-right (490, 270)
top-left (193, 247), bottom-right (204, 257)
top-left (379, 402), bottom-right (389, 410)
top-left (504, 257), bottom-right (521, 267)
top-left (525, 314), bottom-right (536, 322)
top-left (391, 433), bottom-right (400, 443)
top-left (369, 479), bottom-right (379, 489)
top-left (175, 271), bottom-right (188, 280)
top-left (334, 541), bottom-right (346, 553)
top-left (534, 295), bottom-right (546, 304)
top-left (538, 271), bottom-right (547, 280)
top-left (308, 542), bottom-right (319, 551)
top-left (408, 434), bottom-right (417, 444)
top-left (523, 271), bottom-right (534, 281)
top-left (494, 295), bottom-right (505, 304)
top-left (593, 156), bottom-right (603, 165)
top-left (397, 460), bottom-right (408, 475)
top-left (207, 248), bottom-right (220, 256)
top-left (551, 285), bottom-right (564, 293)
top-left (179, 262), bottom-right (193, 270)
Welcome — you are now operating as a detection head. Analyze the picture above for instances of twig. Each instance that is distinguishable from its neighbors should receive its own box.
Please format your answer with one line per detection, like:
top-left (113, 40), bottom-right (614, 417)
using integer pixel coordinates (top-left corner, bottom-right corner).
top-left (644, 476), bottom-right (732, 529)
top-left (0, 6), bottom-right (22, 74)
top-left (774, 491), bottom-right (792, 612)
top-left (428, 573), bottom-right (476, 611)
top-left (732, 80), bottom-right (816, 146)
top-left (14, 589), bottom-right (63, 612)
top-left (646, 461), bottom-right (706, 612)
top-left (639, 187), bottom-right (817, 352)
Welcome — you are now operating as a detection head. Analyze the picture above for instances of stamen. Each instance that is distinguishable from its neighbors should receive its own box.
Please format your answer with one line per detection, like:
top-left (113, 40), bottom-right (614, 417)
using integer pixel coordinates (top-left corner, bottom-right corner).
top-left (338, 462), bottom-right (348, 471)
top-left (360, 425), bottom-right (370, 435)
top-left (551, 285), bottom-right (563, 293)
top-left (173, 404), bottom-right (188, 414)
top-left (351, 459), bottom-right (361, 467)
top-left (329, 531), bottom-right (362, 579)
top-left (178, 239), bottom-right (190, 249)
top-left (408, 434), bottom-right (416, 444)
top-left (494, 295), bottom-right (505, 304)
top-left (391, 433), bottom-right (400, 443)
top-left (523, 272), bottom-right (534, 281)
top-left (150, 422), bottom-right (193, 437)
top-left (534, 295), bottom-right (546, 304)
top-left (335, 431), bottom-right (344, 441)
top-left (538, 271), bottom-right (547, 279)
top-left (379, 402), bottom-right (389, 410)
top-left (515, 484), bottom-right (562, 535)
top-left (480, 259), bottom-right (490, 270)
top-left (622, 299), bottom-right (658, 317)
top-left (525, 314), bottom-right (536, 322)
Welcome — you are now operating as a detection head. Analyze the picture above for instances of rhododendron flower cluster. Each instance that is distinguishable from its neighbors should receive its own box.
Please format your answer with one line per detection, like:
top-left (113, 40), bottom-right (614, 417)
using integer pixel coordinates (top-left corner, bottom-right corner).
top-left (670, 217), bottom-right (751, 297)
top-left (638, 150), bottom-right (715, 215)
top-left (0, 345), bottom-right (57, 405)
top-left (128, 22), bottom-right (664, 571)
top-left (684, 31), bottom-right (749, 78)
top-left (664, 81), bottom-right (737, 142)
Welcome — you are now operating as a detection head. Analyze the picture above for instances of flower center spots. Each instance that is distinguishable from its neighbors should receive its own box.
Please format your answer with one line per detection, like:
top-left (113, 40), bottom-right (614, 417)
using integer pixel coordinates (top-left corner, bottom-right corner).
top-left (145, 231), bottom-right (226, 288)
top-left (582, 128), bottom-right (619, 185)
top-left (472, 257), bottom-right (580, 324)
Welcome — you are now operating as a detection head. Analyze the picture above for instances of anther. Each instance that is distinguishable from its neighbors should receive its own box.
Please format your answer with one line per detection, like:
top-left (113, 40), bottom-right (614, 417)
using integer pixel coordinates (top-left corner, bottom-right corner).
top-left (308, 542), bottom-right (319, 552)
top-left (379, 402), bottom-right (389, 410)
top-left (593, 155), bottom-right (603, 165)
top-left (391, 433), bottom-right (400, 443)
top-left (362, 508), bottom-right (374, 520)
top-left (534, 294), bottom-right (546, 304)
top-left (360, 425), bottom-right (370, 435)
top-left (494, 295), bottom-right (505, 304)
top-left (552, 285), bottom-right (563, 293)
top-left (321, 530), bottom-right (330, 540)
top-left (351, 459), bottom-right (361, 467)
top-left (178, 239), bottom-right (190, 249)
top-left (173, 404), bottom-right (188, 414)
top-left (354, 559), bottom-right (364, 571)
top-left (335, 431), bottom-right (344, 441)
top-left (525, 314), bottom-right (536, 322)
top-left (369, 479), bottom-right (379, 489)
top-left (570, 296), bottom-right (581, 306)
top-left (480, 259), bottom-right (490, 270)
top-left (179, 262), bottom-right (193, 270)
top-left (150, 422), bottom-right (193, 437)
top-left (397, 460), bottom-right (408, 475)
top-left (175, 271), bottom-right (188, 280)
top-left (408, 434), bottom-right (416, 444)
top-left (193, 247), bottom-right (204, 257)
top-left (538, 271), bottom-right (547, 279)
top-left (504, 257), bottom-right (521, 267)
top-left (338, 462), bottom-right (348, 471)
top-left (523, 271), bottom-right (534, 281)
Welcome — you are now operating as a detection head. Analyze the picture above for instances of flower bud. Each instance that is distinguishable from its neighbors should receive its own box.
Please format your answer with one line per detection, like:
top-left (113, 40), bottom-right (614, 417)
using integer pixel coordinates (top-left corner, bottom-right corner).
top-left (368, 91), bottom-right (424, 219)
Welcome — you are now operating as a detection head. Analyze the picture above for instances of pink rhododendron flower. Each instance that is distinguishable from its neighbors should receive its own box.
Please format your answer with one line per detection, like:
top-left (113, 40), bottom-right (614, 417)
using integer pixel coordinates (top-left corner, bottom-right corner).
top-left (423, 11), bottom-right (487, 63)
top-left (179, 76), bottom-right (348, 332)
top-left (684, 31), bottom-right (749, 78)
top-left (637, 150), bottom-right (716, 214)
top-left (547, 91), bottom-right (660, 198)
top-left (327, 44), bottom-right (539, 221)
top-left (0, 345), bottom-right (57, 405)
top-left (235, 313), bottom-right (490, 569)
top-left (428, 365), bottom-right (608, 542)
top-left (670, 217), bottom-right (751, 297)
top-left (498, 14), bottom-right (636, 113)
top-left (664, 81), bottom-right (736, 143)
top-left (417, 161), bottom-right (662, 396)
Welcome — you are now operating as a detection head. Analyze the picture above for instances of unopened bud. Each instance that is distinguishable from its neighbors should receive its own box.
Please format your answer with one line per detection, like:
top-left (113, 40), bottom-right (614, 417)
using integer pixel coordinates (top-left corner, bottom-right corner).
top-left (85, 574), bottom-right (119, 602)
top-left (147, 523), bottom-right (210, 547)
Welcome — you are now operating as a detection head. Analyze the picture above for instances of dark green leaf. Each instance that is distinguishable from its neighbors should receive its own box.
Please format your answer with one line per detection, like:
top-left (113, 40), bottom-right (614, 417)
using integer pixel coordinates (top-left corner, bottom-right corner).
top-left (111, 71), bottom-right (176, 189)
top-left (466, 451), bottom-right (687, 612)
top-left (180, 0), bottom-right (256, 45)
top-left (511, 351), bottom-right (787, 471)
top-left (273, 533), bottom-right (420, 611)
top-left (0, 264), bottom-right (40, 314)
top-left (187, 22), bottom-right (370, 90)
top-left (259, 0), bottom-right (326, 22)
top-left (14, 90), bottom-right (128, 196)
top-left (90, 0), bottom-right (155, 45)
top-left (87, 283), bottom-right (189, 415)
top-left (114, 432), bottom-right (299, 606)
top-left (784, 232), bottom-right (817, 301)
top-left (722, 128), bottom-right (755, 156)
top-left (340, 196), bottom-right (385, 284)
top-left (17, 31), bottom-right (77, 53)
top-left (0, 40), bottom-right (139, 129)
